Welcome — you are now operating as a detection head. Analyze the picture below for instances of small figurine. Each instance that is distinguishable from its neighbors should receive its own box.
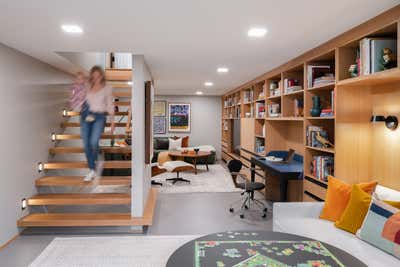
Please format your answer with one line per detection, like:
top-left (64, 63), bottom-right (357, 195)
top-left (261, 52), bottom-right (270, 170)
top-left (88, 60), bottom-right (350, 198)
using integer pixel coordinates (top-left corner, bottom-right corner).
top-left (316, 132), bottom-right (334, 148)
top-left (382, 48), bottom-right (397, 70)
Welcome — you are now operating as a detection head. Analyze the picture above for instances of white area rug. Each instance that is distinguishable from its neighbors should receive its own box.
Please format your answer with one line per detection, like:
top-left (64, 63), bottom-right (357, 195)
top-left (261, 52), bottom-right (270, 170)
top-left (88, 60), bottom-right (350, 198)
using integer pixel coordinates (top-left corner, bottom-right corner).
top-left (153, 164), bottom-right (241, 194)
top-left (30, 235), bottom-right (198, 267)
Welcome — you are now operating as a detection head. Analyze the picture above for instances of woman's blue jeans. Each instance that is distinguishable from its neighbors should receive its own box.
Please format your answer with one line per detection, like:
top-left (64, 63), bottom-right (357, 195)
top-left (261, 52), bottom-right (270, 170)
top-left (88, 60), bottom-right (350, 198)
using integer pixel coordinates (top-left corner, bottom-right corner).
top-left (80, 103), bottom-right (106, 170)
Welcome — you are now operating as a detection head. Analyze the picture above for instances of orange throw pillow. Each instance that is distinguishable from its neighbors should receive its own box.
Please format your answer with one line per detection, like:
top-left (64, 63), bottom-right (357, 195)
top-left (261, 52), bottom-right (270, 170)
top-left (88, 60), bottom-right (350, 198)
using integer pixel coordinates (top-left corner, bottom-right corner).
top-left (319, 176), bottom-right (377, 222)
top-left (181, 136), bottom-right (189, 147)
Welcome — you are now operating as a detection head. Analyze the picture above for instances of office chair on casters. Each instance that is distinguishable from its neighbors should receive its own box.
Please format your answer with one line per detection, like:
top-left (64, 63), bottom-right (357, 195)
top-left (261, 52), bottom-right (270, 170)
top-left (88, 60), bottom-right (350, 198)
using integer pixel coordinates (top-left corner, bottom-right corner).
top-left (227, 159), bottom-right (267, 219)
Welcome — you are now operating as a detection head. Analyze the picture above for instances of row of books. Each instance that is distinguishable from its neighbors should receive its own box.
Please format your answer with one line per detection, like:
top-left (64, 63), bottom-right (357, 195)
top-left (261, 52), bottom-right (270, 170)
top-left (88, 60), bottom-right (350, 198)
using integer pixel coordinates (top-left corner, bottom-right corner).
top-left (310, 156), bottom-right (334, 182)
top-left (307, 65), bottom-right (335, 88)
top-left (360, 37), bottom-right (397, 75)
top-left (224, 95), bottom-right (240, 107)
top-left (283, 78), bottom-right (302, 94)
top-left (306, 126), bottom-right (330, 148)
top-left (267, 103), bottom-right (280, 117)
top-left (243, 89), bottom-right (254, 103)
top-left (255, 102), bottom-right (265, 118)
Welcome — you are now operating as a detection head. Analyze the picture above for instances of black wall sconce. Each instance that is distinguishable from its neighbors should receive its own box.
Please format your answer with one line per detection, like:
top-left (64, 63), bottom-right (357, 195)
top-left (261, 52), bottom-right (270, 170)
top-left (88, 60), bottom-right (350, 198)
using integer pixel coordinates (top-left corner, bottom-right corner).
top-left (371, 115), bottom-right (398, 130)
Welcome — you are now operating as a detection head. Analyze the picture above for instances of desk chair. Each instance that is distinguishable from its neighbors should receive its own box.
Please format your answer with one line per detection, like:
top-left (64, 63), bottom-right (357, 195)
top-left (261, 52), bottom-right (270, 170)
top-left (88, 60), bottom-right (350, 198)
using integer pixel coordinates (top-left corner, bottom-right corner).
top-left (227, 159), bottom-right (267, 218)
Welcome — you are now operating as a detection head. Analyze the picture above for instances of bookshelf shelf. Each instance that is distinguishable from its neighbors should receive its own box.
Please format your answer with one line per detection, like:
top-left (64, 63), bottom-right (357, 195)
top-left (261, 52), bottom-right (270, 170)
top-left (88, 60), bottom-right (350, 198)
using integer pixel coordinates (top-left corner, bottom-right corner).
top-left (305, 173), bottom-right (328, 185)
top-left (266, 117), bottom-right (303, 121)
top-left (307, 82), bottom-right (335, 92)
top-left (267, 95), bottom-right (281, 100)
top-left (283, 90), bottom-right (304, 97)
top-left (306, 116), bottom-right (335, 120)
top-left (255, 135), bottom-right (265, 139)
top-left (337, 68), bottom-right (400, 87)
top-left (306, 146), bottom-right (335, 154)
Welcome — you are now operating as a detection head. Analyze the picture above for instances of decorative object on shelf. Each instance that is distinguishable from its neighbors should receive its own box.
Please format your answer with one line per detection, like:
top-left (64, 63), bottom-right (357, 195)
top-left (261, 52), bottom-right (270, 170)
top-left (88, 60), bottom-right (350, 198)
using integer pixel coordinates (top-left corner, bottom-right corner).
top-left (294, 98), bottom-right (304, 117)
top-left (269, 81), bottom-right (279, 90)
top-left (153, 100), bottom-right (167, 116)
top-left (153, 117), bottom-right (166, 134)
top-left (310, 96), bottom-right (322, 117)
top-left (267, 103), bottom-right (280, 117)
top-left (316, 132), bottom-right (335, 148)
top-left (168, 103), bottom-right (191, 132)
top-left (348, 64), bottom-right (359, 78)
top-left (371, 115), bottom-right (398, 130)
top-left (382, 48), bottom-right (397, 70)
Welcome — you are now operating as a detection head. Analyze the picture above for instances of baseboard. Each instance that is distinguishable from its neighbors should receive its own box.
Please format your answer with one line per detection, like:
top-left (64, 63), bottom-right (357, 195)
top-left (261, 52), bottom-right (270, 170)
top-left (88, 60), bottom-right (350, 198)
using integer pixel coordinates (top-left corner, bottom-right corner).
top-left (0, 233), bottom-right (19, 251)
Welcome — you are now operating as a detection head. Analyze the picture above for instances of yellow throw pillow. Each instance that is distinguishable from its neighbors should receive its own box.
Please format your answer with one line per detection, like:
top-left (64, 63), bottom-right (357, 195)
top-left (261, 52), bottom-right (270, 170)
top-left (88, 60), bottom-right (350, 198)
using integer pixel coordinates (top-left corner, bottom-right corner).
top-left (335, 185), bottom-right (371, 234)
top-left (383, 200), bottom-right (400, 209)
top-left (319, 176), bottom-right (377, 222)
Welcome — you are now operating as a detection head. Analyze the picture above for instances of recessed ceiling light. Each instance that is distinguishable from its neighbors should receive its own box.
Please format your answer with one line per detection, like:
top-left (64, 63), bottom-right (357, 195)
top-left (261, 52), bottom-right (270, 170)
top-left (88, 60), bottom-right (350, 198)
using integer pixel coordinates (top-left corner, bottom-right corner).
top-left (204, 82), bottom-right (213, 87)
top-left (196, 91), bottom-right (203, 95)
top-left (248, 27), bottom-right (268, 38)
top-left (61, 24), bottom-right (83, 34)
top-left (217, 67), bottom-right (229, 73)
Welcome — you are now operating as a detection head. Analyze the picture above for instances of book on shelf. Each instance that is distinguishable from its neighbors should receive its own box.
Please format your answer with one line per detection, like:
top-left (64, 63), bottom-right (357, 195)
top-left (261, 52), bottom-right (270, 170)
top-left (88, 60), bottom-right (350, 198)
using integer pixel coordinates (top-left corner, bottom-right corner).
top-left (310, 156), bottom-right (334, 182)
top-left (270, 88), bottom-right (281, 97)
top-left (243, 89), bottom-right (254, 103)
top-left (294, 98), bottom-right (304, 117)
top-left (283, 78), bottom-right (302, 94)
top-left (307, 65), bottom-right (335, 88)
top-left (267, 103), bottom-right (280, 117)
top-left (255, 102), bottom-right (265, 118)
top-left (360, 37), bottom-right (397, 75)
top-left (306, 126), bottom-right (331, 148)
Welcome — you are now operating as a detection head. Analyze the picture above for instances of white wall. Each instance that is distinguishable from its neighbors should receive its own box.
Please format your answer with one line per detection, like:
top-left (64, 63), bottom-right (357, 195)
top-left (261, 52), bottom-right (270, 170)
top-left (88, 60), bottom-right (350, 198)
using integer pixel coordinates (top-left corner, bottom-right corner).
top-left (57, 52), bottom-right (106, 72)
top-left (154, 95), bottom-right (222, 159)
top-left (0, 43), bottom-right (72, 246)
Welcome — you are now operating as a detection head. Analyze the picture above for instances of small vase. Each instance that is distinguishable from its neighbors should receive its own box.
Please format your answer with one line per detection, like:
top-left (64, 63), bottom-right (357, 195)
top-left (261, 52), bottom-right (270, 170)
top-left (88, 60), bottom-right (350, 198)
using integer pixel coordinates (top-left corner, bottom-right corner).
top-left (310, 96), bottom-right (322, 117)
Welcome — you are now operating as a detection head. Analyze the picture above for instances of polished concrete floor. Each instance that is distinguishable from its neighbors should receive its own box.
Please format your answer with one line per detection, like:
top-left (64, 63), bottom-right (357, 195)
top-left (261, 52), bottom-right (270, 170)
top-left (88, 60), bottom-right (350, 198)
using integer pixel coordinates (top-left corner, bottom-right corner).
top-left (0, 192), bottom-right (273, 267)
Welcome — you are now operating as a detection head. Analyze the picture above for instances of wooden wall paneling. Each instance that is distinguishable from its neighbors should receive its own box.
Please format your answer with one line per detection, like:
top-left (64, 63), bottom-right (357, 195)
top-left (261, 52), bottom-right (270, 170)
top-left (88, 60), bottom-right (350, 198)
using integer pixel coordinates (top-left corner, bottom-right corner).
top-left (335, 85), bottom-right (373, 184)
top-left (240, 118), bottom-right (255, 152)
top-left (371, 84), bottom-right (400, 190)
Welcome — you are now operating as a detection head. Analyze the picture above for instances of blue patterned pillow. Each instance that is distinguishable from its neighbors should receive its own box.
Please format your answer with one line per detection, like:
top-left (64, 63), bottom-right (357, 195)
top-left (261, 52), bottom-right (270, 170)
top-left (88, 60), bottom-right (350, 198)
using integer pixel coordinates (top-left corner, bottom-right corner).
top-left (357, 197), bottom-right (400, 259)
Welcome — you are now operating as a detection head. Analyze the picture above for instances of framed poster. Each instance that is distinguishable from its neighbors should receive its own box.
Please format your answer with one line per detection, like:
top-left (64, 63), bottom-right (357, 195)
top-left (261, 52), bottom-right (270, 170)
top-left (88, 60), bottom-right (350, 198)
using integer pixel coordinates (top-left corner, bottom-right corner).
top-left (153, 101), bottom-right (167, 116)
top-left (168, 103), bottom-right (191, 132)
top-left (153, 117), bottom-right (166, 134)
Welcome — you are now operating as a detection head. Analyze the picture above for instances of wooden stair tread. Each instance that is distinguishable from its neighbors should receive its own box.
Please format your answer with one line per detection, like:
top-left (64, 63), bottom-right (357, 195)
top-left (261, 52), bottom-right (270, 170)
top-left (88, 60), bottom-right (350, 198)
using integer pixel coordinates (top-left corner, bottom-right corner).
top-left (18, 189), bottom-right (157, 227)
top-left (28, 193), bottom-right (131, 206)
top-left (42, 161), bottom-right (131, 169)
top-left (49, 146), bottom-right (131, 154)
top-left (61, 122), bottom-right (127, 128)
top-left (54, 134), bottom-right (127, 140)
top-left (65, 111), bottom-right (128, 117)
top-left (113, 101), bottom-right (130, 106)
top-left (113, 91), bottom-right (131, 98)
top-left (36, 176), bottom-right (131, 186)
top-left (105, 69), bottom-right (132, 81)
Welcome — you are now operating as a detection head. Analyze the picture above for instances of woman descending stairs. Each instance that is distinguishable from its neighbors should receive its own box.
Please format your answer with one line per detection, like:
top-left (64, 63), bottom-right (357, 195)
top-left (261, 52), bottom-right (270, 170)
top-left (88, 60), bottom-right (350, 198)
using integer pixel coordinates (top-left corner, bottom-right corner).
top-left (17, 69), bottom-right (157, 229)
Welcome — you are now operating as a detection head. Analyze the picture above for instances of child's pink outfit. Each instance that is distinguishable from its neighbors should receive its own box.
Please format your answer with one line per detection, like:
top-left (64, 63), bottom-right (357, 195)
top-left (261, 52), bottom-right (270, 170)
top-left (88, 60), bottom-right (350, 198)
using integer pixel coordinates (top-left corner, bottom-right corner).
top-left (70, 83), bottom-right (87, 111)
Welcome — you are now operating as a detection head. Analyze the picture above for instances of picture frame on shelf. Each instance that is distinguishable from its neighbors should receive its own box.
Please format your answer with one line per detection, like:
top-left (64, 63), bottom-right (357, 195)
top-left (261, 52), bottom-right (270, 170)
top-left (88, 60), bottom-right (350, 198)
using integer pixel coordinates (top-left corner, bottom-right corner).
top-left (168, 103), bottom-right (191, 132)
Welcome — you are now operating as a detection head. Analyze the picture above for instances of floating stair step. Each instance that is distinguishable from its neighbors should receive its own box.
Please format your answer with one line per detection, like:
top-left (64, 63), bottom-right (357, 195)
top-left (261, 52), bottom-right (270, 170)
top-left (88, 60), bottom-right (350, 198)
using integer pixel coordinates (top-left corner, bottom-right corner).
top-left (49, 146), bottom-right (131, 154)
top-left (113, 91), bottom-right (131, 98)
top-left (65, 111), bottom-right (128, 117)
top-left (110, 82), bottom-right (132, 89)
top-left (61, 122), bottom-right (127, 128)
top-left (113, 101), bottom-right (130, 106)
top-left (41, 161), bottom-right (131, 170)
top-left (53, 134), bottom-right (126, 140)
top-left (105, 69), bottom-right (132, 81)
top-left (17, 189), bottom-right (157, 227)
top-left (27, 193), bottom-right (131, 206)
top-left (36, 176), bottom-right (131, 186)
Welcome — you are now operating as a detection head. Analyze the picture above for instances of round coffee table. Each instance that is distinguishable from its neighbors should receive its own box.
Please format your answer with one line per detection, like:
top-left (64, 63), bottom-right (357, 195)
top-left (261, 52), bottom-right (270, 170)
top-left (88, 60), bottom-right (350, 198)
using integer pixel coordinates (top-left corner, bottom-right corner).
top-left (166, 231), bottom-right (366, 267)
top-left (169, 151), bottom-right (211, 174)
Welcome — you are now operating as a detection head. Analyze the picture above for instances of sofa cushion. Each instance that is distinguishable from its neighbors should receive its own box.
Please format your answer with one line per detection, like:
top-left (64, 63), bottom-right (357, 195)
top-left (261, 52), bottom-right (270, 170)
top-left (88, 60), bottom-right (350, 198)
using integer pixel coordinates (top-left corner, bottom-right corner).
top-left (154, 137), bottom-right (169, 150)
top-left (335, 184), bottom-right (372, 234)
top-left (319, 176), bottom-right (377, 222)
top-left (357, 197), bottom-right (400, 260)
top-left (273, 202), bottom-right (400, 266)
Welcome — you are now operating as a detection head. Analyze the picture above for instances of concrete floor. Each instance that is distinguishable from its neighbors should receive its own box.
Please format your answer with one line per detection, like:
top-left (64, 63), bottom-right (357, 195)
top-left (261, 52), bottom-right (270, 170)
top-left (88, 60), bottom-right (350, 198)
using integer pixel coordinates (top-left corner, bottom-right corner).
top-left (0, 192), bottom-right (273, 267)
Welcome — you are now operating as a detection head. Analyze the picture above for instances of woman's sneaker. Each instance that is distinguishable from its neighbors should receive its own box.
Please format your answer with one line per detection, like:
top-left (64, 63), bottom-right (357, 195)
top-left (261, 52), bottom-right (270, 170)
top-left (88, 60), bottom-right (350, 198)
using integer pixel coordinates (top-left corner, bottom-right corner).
top-left (83, 170), bottom-right (96, 182)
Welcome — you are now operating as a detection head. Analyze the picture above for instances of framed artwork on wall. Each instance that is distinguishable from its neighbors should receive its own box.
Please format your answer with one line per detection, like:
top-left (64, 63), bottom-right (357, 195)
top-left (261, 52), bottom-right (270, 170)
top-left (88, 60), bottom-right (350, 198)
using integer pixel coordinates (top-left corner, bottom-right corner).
top-left (153, 100), bottom-right (167, 117)
top-left (153, 117), bottom-right (166, 135)
top-left (168, 103), bottom-right (191, 132)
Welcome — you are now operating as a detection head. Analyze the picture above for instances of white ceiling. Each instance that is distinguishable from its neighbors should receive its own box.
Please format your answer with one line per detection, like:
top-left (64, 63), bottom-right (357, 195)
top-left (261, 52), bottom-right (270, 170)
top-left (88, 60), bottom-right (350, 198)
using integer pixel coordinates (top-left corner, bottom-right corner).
top-left (0, 0), bottom-right (399, 95)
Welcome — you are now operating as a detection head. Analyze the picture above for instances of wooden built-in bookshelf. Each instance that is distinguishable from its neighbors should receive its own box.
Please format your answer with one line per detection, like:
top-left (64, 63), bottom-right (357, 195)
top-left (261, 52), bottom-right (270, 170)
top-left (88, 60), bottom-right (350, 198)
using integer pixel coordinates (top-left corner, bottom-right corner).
top-left (221, 5), bottom-right (400, 202)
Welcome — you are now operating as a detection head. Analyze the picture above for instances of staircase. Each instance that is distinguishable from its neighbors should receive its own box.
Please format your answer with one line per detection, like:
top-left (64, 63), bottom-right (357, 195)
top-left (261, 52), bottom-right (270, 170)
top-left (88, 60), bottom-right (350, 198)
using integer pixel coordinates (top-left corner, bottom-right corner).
top-left (17, 69), bottom-right (157, 229)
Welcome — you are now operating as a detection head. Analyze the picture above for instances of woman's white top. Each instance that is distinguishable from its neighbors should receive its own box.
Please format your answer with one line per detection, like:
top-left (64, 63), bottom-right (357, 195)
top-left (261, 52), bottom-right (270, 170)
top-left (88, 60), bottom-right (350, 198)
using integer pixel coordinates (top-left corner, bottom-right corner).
top-left (86, 85), bottom-right (114, 115)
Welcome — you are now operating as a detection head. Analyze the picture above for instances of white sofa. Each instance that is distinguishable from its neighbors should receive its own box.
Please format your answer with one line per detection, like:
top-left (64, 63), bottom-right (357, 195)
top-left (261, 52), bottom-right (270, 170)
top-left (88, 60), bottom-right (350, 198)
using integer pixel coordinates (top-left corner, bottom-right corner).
top-left (272, 185), bottom-right (400, 267)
